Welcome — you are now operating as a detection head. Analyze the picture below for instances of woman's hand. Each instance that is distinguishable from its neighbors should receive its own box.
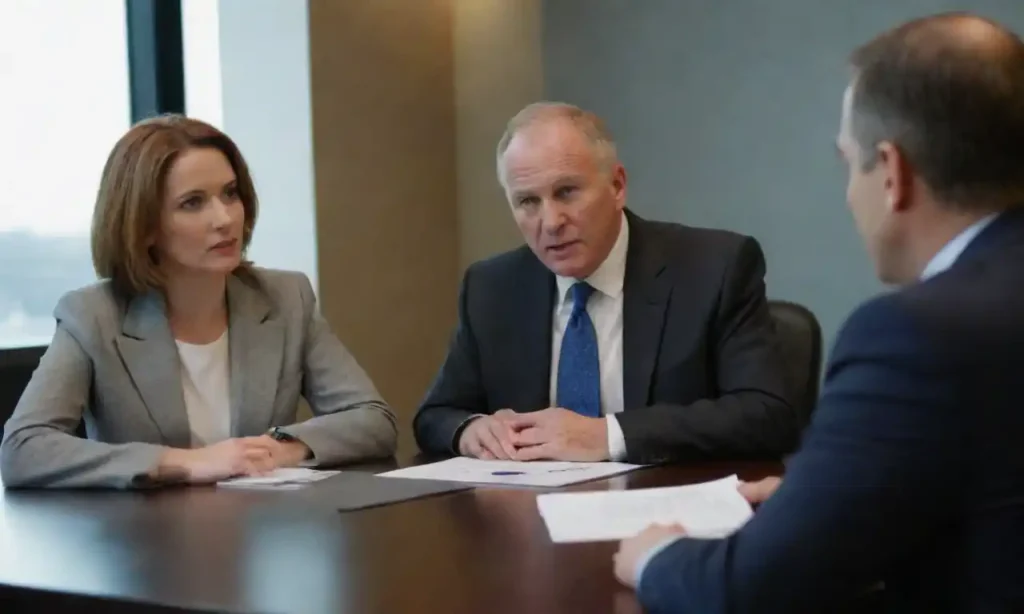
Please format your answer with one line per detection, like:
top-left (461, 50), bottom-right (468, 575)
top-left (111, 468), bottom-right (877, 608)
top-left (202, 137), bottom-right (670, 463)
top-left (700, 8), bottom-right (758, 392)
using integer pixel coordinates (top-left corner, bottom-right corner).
top-left (155, 437), bottom-right (279, 484)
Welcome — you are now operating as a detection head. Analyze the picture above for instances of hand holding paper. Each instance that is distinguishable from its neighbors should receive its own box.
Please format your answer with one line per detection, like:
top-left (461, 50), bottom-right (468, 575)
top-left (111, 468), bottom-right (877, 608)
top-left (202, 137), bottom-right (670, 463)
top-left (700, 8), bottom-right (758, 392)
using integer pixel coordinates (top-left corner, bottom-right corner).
top-left (738, 475), bottom-right (783, 504)
top-left (614, 523), bottom-right (688, 588)
top-left (536, 474), bottom-right (753, 543)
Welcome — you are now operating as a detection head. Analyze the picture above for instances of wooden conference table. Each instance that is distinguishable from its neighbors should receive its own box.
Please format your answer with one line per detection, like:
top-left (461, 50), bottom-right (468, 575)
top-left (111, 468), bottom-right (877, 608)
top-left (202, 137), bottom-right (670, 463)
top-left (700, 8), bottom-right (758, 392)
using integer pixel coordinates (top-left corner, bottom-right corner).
top-left (0, 459), bottom-right (781, 614)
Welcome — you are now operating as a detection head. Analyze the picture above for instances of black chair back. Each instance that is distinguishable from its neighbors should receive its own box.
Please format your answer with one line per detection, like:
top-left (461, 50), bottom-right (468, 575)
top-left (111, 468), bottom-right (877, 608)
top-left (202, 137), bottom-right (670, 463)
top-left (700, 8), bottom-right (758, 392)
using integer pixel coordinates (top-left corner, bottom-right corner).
top-left (1, 347), bottom-right (43, 434)
top-left (768, 300), bottom-right (823, 423)
top-left (1, 346), bottom-right (87, 439)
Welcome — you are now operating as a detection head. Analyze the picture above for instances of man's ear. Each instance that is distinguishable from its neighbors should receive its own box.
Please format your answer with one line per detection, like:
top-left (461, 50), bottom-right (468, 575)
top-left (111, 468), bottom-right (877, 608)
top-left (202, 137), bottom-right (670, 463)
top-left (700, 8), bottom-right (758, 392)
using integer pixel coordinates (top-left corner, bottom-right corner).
top-left (877, 141), bottom-right (912, 213)
top-left (611, 163), bottom-right (627, 209)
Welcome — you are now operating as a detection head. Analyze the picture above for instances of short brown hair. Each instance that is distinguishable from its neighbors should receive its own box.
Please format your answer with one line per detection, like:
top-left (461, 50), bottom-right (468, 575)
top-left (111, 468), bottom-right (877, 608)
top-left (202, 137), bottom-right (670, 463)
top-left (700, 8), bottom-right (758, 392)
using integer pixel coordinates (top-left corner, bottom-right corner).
top-left (849, 12), bottom-right (1024, 209)
top-left (91, 115), bottom-right (258, 296)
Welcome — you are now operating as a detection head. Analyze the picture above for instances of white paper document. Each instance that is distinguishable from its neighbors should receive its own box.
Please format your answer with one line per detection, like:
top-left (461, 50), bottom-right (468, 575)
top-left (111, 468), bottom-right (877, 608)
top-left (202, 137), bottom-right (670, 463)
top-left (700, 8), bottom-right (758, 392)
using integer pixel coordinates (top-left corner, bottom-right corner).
top-left (379, 457), bottom-right (642, 487)
top-left (536, 474), bottom-right (753, 543)
top-left (216, 468), bottom-right (340, 490)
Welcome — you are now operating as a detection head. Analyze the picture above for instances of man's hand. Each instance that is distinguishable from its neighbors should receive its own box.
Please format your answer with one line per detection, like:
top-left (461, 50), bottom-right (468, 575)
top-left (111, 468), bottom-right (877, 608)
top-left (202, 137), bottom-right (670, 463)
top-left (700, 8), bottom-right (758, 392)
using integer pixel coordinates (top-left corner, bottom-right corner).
top-left (738, 476), bottom-right (782, 505)
top-left (458, 409), bottom-right (518, 460)
top-left (614, 524), bottom-right (687, 589)
top-left (507, 407), bottom-right (610, 461)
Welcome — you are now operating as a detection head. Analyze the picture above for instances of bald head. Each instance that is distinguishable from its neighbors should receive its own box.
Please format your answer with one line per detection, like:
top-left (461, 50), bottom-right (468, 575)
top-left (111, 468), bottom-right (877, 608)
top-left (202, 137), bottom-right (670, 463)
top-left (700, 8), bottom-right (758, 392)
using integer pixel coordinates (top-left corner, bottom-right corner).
top-left (847, 12), bottom-right (1024, 209)
top-left (895, 13), bottom-right (1017, 49)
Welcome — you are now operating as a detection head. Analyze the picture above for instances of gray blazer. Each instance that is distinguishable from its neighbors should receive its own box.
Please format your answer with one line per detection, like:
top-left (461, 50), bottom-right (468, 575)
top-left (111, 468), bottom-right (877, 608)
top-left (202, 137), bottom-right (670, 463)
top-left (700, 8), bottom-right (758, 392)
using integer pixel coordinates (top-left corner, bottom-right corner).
top-left (0, 267), bottom-right (397, 489)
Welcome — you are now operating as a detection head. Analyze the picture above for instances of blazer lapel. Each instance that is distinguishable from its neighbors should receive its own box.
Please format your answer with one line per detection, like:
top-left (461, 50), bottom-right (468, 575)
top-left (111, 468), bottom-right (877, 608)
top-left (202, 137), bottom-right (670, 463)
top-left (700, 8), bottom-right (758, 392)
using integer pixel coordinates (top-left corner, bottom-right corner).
top-left (115, 291), bottom-right (191, 445)
top-left (226, 274), bottom-right (284, 437)
top-left (622, 214), bottom-right (672, 410)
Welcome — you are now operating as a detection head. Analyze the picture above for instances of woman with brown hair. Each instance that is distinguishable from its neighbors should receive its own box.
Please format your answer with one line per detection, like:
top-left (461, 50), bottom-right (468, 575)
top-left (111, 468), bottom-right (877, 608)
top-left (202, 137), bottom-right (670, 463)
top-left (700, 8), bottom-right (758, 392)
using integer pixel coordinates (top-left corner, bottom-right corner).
top-left (0, 115), bottom-right (397, 488)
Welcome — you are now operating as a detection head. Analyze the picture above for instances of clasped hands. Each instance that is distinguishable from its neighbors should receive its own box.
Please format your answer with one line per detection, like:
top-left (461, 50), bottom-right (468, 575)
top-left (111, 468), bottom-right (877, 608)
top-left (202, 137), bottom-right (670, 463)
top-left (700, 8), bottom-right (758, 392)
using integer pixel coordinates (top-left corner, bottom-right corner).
top-left (155, 435), bottom-right (312, 484)
top-left (458, 407), bottom-right (610, 462)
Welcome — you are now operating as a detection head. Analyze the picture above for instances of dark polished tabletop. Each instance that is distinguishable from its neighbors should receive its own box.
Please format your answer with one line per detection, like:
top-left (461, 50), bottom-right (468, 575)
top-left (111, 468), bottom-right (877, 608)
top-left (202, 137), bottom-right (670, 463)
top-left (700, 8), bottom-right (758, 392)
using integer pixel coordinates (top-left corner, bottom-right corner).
top-left (0, 459), bottom-right (782, 614)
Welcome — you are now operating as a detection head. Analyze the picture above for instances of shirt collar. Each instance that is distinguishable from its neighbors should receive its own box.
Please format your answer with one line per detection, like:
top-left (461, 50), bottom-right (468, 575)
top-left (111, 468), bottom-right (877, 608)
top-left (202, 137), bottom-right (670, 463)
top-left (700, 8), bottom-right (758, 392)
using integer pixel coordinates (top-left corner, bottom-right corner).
top-left (920, 213), bottom-right (1000, 280)
top-left (556, 212), bottom-right (629, 303)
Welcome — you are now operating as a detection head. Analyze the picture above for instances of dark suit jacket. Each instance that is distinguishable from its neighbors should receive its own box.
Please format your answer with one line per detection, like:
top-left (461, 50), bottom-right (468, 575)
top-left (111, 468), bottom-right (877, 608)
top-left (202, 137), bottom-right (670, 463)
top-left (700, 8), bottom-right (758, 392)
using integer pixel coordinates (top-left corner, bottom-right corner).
top-left (413, 212), bottom-right (800, 464)
top-left (639, 210), bottom-right (1024, 614)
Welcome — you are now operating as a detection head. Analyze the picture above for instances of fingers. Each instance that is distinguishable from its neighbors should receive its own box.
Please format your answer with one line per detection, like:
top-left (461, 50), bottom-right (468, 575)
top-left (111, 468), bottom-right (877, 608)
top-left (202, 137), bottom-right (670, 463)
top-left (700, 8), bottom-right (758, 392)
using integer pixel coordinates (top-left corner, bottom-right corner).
top-left (737, 476), bottom-right (782, 505)
top-left (514, 442), bottom-right (556, 461)
top-left (468, 441), bottom-right (495, 461)
top-left (460, 415), bottom-right (517, 460)
top-left (239, 435), bottom-right (279, 451)
top-left (460, 428), bottom-right (489, 459)
top-left (747, 476), bottom-right (782, 502)
top-left (736, 481), bottom-right (759, 503)
top-left (244, 446), bottom-right (276, 475)
top-left (493, 408), bottom-right (517, 422)
top-left (485, 419), bottom-right (518, 459)
top-left (612, 548), bottom-right (635, 588)
top-left (513, 426), bottom-right (547, 447)
top-left (505, 413), bottom-right (543, 431)
top-left (477, 422), bottom-right (514, 460)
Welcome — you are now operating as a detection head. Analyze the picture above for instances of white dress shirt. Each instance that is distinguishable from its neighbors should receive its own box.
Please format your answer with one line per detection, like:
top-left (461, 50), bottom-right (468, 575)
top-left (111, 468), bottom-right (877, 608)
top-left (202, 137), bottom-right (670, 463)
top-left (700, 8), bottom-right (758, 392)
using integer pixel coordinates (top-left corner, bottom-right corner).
top-left (920, 213), bottom-right (999, 280)
top-left (176, 331), bottom-right (232, 448)
top-left (550, 212), bottom-right (630, 461)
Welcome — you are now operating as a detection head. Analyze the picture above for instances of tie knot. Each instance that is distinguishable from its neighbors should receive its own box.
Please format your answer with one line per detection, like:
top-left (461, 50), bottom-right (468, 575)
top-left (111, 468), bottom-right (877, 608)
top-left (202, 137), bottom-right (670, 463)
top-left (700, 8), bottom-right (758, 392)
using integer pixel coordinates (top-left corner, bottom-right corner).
top-left (570, 282), bottom-right (595, 309)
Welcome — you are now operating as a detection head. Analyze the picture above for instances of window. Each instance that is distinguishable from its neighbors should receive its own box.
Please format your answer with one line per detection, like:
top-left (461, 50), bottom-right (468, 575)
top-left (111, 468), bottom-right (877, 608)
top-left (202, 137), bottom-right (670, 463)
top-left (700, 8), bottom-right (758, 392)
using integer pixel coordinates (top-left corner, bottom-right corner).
top-left (179, 0), bottom-right (320, 287)
top-left (0, 0), bottom-right (131, 349)
top-left (181, 0), bottom-right (223, 128)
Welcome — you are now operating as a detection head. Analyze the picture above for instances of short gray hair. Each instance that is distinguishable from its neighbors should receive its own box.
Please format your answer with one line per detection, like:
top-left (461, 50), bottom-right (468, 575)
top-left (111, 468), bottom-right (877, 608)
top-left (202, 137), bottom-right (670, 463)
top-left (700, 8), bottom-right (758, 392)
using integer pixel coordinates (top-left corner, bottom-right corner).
top-left (495, 101), bottom-right (618, 186)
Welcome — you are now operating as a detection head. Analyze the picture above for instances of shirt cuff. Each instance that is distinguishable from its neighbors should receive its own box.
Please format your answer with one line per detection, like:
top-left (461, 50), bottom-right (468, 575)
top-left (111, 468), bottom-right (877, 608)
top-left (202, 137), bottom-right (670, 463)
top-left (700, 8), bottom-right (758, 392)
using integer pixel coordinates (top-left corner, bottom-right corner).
top-left (634, 535), bottom-right (686, 588)
top-left (606, 415), bottom-right (628, 461)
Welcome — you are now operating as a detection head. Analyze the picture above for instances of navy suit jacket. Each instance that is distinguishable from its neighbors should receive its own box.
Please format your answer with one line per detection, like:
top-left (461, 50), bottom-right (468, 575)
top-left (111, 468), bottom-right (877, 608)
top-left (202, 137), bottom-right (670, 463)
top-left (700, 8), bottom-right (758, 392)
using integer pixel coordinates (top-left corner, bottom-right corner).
top-left (640, 210), bottom-right (1024, 614)
top-left (414, 211), bottom-right (800, 463)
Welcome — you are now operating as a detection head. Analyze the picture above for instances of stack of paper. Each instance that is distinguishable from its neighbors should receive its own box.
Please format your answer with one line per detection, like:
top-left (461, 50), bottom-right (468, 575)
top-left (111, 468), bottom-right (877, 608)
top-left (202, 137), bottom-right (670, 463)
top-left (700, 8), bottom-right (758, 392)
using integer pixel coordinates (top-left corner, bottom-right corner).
top-left (380, 457), bottom-right (642, 487)
top-left (216, 468), bottom-right (340, 490)
top-left (536, 474), bottom-right (753, 543)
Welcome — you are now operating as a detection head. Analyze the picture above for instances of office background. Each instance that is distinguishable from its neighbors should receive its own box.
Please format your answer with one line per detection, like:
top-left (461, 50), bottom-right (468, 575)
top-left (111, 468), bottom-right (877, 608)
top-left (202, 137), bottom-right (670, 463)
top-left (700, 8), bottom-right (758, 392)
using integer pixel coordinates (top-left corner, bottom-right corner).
top-left (1, 0), bottom-right (1022, 455)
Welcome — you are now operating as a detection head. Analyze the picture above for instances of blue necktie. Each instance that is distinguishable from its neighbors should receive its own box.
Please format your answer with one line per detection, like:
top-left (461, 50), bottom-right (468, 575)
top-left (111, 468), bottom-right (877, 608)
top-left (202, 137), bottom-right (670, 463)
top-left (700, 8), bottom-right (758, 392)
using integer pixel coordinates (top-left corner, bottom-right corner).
top-left (556, 282), bottom-right (601, 418)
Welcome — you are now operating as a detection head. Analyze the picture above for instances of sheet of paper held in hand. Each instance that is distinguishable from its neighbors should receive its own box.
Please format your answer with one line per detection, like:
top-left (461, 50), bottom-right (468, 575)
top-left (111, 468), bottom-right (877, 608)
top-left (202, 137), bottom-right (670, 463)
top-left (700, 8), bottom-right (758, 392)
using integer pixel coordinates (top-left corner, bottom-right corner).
top-left (216, 468), bottom-right (340, 490)
top-left (536, 474), bottom-right (753, 543)
top-left (379, 457), bottom-right (642, 487)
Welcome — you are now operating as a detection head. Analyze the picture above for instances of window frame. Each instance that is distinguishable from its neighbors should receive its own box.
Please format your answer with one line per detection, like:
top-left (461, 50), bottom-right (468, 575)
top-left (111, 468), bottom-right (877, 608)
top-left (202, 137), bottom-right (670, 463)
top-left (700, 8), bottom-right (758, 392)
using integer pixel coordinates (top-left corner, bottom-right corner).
top-left (0, 0), bottom-right (186, 408)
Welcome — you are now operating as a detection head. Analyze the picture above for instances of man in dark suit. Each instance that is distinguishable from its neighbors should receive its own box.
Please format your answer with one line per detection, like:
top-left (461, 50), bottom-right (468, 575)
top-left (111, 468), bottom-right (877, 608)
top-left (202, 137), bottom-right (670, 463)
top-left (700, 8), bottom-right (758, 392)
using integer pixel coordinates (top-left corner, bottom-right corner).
top-left (615, 13), bottom-right (1024, 613)
top-left (414, 102), bottom-right (799, 464)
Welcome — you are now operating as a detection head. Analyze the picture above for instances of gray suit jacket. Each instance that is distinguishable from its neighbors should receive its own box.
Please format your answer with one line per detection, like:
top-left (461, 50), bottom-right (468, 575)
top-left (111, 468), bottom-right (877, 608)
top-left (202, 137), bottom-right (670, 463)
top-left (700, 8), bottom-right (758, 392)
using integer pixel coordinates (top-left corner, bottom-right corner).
top-left (0, 267), bottom-right (397, 489)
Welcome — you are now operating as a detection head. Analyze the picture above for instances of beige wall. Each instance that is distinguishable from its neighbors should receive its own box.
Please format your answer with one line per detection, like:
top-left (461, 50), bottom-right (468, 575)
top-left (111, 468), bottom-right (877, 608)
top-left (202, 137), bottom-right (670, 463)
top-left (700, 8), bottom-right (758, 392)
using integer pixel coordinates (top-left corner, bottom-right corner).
top-left (308, 0), bottom-right (459, 454)
top-left (305, 0), bottom-right (544, 453)
top-left (453, 0), bottom-right (543, 269)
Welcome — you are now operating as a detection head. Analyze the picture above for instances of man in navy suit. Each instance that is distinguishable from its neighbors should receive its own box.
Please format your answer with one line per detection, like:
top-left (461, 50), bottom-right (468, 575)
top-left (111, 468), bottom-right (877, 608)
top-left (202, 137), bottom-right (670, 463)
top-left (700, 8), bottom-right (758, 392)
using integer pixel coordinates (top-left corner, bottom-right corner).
top-left (414, 102), bottom-right (799, 464)
top-left (614, 12), bottom-right (1024, 614)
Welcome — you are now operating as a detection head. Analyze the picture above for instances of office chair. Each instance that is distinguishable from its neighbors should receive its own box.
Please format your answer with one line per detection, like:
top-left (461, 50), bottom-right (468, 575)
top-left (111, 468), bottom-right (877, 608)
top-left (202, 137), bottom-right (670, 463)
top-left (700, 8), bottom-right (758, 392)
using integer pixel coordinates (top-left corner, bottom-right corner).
top-left (768, 299), bottom-right (823, 425)
top-left (0, 346), bottom-right (86, 439)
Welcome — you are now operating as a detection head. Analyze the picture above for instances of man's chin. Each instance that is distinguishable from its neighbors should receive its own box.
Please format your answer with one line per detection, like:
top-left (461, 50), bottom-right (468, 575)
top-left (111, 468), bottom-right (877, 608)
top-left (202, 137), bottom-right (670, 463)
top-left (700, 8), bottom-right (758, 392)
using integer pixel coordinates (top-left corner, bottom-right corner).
top-left (547, 263), bottom-right (588, 279)
top-left (542, 253), bottom-right (591, 278)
